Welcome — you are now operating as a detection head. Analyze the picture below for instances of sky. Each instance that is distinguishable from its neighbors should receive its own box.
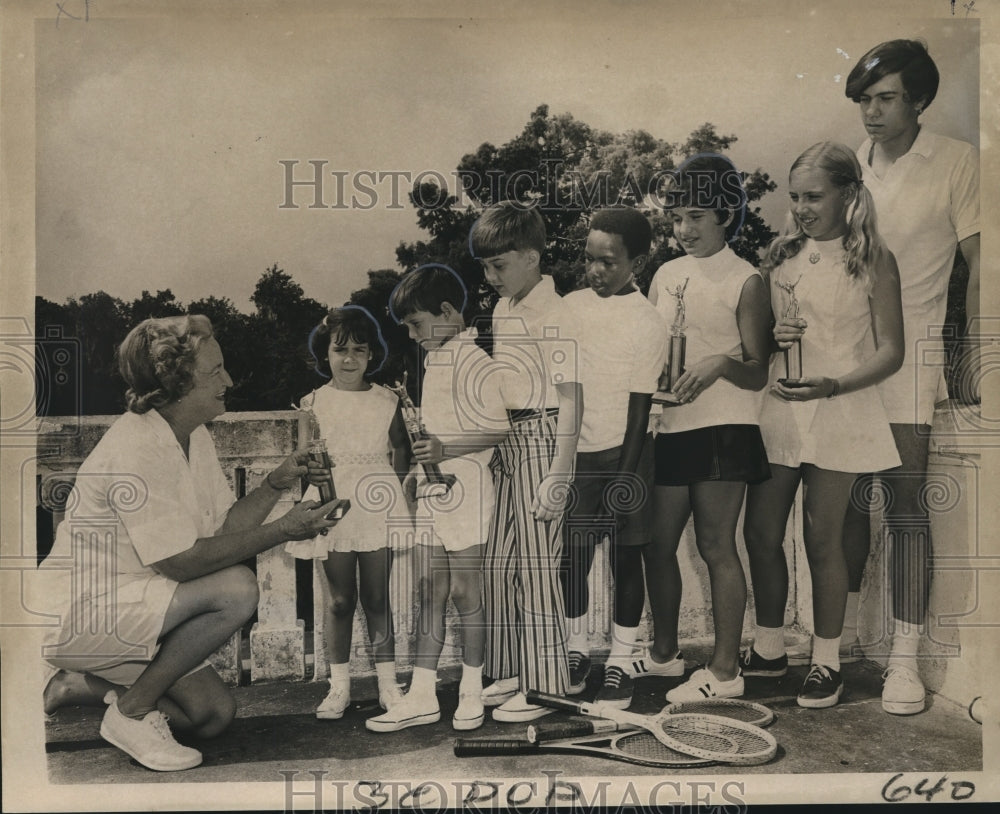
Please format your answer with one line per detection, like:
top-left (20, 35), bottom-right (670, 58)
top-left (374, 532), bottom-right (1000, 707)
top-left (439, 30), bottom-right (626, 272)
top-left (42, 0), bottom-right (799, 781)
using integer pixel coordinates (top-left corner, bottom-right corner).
top-left (31, 2), bottom-right (982, 314)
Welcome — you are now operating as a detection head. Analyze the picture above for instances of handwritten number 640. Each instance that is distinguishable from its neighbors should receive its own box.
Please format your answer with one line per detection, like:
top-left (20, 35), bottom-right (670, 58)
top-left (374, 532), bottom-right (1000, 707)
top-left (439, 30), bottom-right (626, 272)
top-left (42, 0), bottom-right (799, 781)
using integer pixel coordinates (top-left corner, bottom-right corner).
top-left (881, 773), bottom-right (975, 802)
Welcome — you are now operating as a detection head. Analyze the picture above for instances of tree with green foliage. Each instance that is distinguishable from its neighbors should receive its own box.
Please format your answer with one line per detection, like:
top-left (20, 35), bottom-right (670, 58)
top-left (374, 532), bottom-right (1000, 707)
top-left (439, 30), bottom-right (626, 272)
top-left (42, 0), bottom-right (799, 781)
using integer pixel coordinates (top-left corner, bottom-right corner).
top-left (395, 105), bottom-right (778, 305)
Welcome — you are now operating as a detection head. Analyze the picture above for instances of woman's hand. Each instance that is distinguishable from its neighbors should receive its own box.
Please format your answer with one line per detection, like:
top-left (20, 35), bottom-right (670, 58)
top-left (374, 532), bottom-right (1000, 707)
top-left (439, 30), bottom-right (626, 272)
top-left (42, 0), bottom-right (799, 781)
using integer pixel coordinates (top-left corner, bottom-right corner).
top-left (267, 449), bottom-right (311, 490)
top-left (773, 317), bottom-right (807, 349)
top-left (412, 434), bottom-right (444, 464)
top-left (274, 499), bottom-right (341, 540)
top-left (671, 355), bottom-right (727, 404)
top-left (771, 376), bottom-right (837, 402)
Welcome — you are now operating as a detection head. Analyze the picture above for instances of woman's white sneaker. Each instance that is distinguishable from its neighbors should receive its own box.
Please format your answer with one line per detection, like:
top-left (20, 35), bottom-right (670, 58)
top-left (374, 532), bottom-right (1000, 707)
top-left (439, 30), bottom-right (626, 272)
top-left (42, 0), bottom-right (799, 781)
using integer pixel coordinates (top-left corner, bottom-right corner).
top-left (99, 699), bottom-right (202, 772)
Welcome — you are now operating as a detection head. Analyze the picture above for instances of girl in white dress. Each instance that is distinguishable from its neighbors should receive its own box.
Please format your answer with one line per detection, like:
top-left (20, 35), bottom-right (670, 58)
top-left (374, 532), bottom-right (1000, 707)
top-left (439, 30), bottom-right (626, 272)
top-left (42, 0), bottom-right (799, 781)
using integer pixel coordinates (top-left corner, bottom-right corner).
top-left (741, 142), bottom-right (904, 708)
top-left (287, 306), bottom-right (411, 719)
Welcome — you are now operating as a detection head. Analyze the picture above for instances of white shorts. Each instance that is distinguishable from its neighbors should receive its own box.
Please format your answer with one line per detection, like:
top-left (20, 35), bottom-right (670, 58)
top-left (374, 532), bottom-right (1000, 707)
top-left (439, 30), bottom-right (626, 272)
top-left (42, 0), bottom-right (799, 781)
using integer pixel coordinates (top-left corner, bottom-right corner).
top-left (43, 572), bottom-right (209, 686)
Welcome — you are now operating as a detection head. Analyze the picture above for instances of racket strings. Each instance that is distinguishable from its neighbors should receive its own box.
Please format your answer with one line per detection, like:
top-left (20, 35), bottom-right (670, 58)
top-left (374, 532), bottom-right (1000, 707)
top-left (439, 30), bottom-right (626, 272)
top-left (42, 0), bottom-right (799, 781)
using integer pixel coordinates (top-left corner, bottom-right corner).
top-left (614, 732), bottom-right (709, 763)
top-left (665, 699), bottom-right (774, 726)
top-left (660, 715), bottom-right (776, 764)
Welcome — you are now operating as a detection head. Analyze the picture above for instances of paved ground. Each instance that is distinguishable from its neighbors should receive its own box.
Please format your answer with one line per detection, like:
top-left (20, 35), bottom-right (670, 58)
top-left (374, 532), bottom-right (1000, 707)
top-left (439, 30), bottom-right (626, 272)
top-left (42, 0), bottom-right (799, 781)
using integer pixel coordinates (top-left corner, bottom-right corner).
top-left (44, 645), bottom-right (984, 804)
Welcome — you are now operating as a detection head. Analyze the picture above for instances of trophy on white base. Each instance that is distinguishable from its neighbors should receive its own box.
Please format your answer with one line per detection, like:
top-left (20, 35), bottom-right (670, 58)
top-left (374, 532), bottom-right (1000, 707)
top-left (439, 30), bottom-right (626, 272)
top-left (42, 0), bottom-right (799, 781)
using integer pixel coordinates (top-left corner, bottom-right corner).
top-left (294, 400), bottom-right (351, 520)
top-left (775, 274), bottom-right (804, 385)
top-left (389, 373), bottom-right (457, 499)
top-left (652, 276), bottom-right (689, 406)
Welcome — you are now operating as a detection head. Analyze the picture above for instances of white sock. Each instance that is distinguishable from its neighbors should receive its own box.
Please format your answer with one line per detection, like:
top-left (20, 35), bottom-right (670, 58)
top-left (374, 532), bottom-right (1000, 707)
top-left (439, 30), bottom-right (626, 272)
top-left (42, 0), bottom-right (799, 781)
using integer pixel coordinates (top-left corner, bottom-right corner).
top-left (842, 592), bottom-right (861, 641)
top-left (375, 661), bottom-right (398, 693)
top-left (812, 634), bottom-right (841, 672)
top-left (459, 663), bottom-right (483, 694)
top-left (888, 619), bottom-right (922, 673)
top-left (328, 662), bottom-right (350, 687)
top-left (754, 625), bottom-right (786, 660)
top-left (408, 666), bottom-right (438, 698)
top-left (607, 624), bottom-right (639, 669)
top-left (566, 614), bottom-right (589, 654)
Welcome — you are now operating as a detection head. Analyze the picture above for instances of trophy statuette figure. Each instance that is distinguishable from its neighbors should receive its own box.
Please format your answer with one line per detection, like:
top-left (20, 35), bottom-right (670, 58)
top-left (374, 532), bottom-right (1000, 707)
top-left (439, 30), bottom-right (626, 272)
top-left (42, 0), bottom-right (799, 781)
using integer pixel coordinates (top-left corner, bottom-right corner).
top-left (775, 274), bottom-right (804, 385)
top-left (389, 373), bottom-right (458, 499)
top-left (652, 276), bottom-right (689, 406)
top-left (293, 399), bottom-right (351, 521)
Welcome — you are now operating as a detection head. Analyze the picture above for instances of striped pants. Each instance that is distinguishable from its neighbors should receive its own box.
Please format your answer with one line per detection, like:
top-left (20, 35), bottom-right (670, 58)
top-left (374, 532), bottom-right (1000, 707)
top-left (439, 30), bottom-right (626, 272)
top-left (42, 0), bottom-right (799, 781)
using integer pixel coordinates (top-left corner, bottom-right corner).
top-left (483, 414), bottom-right (569, 695)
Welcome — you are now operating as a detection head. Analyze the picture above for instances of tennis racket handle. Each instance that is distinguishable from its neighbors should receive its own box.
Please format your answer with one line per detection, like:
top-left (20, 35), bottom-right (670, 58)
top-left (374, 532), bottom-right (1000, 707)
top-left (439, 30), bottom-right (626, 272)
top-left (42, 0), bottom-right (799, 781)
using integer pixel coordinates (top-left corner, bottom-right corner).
top-left (527, 719), bottom-right (619, 743)
top-left (454, 739), bottom-right (537, 757)
top-left (525, 690), bottom-right (584, 713)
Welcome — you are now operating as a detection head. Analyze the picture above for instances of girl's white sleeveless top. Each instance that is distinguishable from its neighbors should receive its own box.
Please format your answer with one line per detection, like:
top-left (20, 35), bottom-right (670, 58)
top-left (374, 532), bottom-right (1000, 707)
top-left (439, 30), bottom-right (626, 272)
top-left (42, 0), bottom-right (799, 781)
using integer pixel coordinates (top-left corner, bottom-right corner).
top-left (759, 238), bottom-right (901, 473)
top-left (651, 247), bottom-right (765, 434)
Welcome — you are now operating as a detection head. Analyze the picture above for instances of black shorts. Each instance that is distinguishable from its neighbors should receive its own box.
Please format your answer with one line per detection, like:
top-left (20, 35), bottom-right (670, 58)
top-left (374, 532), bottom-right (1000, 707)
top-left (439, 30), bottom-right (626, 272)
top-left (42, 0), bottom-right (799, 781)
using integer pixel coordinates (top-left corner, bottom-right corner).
top-left (564, 434), bottom-right (655, 548)
top-left (654, 424), bottom-right (771, 487)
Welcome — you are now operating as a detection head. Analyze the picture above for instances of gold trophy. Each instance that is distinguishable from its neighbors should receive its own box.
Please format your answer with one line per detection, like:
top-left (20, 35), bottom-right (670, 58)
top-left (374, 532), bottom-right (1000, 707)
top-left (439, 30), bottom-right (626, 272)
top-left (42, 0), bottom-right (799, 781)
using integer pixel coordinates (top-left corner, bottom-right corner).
top-left (652, 277), bottom-right (688, 406)
top-left (294, 399), bottom-right (351, 520)
top-left (389, 373), bottom-right (457, 499)
top-left (775, 275), bottom-right (804, 385)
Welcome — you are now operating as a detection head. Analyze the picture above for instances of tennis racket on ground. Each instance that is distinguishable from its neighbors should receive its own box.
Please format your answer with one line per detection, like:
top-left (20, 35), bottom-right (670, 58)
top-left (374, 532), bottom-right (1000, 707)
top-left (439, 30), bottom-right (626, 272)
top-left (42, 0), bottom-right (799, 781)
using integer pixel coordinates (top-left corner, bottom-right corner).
top-left (526, 699), bottom-right (774, 744)
top-left (524, 690), bottom-right (777, 765)
top-left (663, 698), bottom-right (775, 727)
top-left (453, 732), bottom-right (715, 768)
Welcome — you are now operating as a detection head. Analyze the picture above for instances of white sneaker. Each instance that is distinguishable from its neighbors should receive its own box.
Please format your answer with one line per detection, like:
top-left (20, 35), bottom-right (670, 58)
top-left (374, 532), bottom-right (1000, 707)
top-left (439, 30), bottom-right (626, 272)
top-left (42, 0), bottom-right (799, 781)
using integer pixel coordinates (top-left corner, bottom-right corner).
top-left (365, 693), bottom-right (440, 732)
top-left (480, 677), bottom-right (519, 706)
top-left (882, 665), bottom-right (925, 715)
top-left (379, 682), bottom-right (405, 712)
top-left (316, 683), bottom-right (351, 720)
top-left (665, 667), bottom-right (744, 704)
top-left (453, 689), bottom-right (485, 731)
top-left (99, 699), bottom-right (202, 772)
top-left (492, 692), bottom-right (554, 723)
top-left (628, 648), bottom-right (685, 678)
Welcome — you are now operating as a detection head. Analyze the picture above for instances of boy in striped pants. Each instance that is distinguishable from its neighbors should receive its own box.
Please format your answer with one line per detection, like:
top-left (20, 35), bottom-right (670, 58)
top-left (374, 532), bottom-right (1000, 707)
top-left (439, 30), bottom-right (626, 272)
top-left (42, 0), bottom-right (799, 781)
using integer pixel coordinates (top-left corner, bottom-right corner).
top-left (471, 202), bottom-right (584, 722)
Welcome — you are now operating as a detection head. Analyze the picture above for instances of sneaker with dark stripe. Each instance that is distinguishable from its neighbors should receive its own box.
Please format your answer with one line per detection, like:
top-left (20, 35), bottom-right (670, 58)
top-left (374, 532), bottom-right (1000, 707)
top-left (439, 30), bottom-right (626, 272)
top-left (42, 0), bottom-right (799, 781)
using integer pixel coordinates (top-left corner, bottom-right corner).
top-left (567, 651), bottom-right (591, 695)
top-left (664, 667), bottom-right (744, 704)
top-left (628, 648), bottom-right (685, 678)
top-left (740, 646), bottom-right (788, 678)
top-left (796, 664), bottom-right (843, 709)
top-left (595, 665), bottom-right (633, 709)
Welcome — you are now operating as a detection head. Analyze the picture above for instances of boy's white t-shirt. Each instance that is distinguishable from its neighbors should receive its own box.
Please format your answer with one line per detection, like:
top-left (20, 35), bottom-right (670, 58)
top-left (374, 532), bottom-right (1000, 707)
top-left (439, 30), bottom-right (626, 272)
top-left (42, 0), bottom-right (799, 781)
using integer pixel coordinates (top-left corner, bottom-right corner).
top-left (562, 287), bottom-right (668, 453)
top-left (856, 129), bottom-right (979, 425)
top-left (492, 274), bottom-right (580, 411)
top-left (421, 328), bottom-right (508, 468)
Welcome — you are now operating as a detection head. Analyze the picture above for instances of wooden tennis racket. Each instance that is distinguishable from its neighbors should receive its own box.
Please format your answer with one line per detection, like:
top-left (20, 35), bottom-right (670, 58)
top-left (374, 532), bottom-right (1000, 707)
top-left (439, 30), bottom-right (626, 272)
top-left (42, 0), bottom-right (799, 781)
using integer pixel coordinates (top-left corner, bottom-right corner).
top-left (453, 732), bottom-right (715, 768)
top-left (527, 699), bottom-right (774, 744)
top-left (524, 690), bottom-right (777, 765)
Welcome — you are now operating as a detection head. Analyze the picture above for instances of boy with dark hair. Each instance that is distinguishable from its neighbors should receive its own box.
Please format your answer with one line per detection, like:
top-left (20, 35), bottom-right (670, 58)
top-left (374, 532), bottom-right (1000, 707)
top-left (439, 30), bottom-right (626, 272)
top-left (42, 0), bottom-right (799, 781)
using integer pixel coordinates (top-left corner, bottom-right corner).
top-left (367, 265), bottom-right (509, 732)
top-left (839, 38), bottom-right (980, 716)
top-left (559, 206), bottom-right (668, 709)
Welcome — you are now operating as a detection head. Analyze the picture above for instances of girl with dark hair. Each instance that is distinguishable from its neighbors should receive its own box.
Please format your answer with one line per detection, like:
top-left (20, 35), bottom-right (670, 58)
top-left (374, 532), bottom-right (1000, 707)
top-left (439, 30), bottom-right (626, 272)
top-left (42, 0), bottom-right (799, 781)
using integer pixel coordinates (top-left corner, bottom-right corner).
top-left (287, 306), bottom-right (411, 720)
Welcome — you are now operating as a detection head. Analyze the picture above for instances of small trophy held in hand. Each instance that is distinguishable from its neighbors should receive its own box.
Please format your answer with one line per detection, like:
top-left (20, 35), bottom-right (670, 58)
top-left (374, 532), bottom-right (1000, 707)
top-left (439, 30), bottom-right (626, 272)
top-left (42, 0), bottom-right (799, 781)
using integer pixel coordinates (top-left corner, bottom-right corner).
top-left (294, 399), bottom-right (351, 521)
top-left (652, 277), bottom-right (689, 406)
top-left (775, 275), bottom-right (804, 385)
top-left (389, 373), bottom-right (457, 499)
